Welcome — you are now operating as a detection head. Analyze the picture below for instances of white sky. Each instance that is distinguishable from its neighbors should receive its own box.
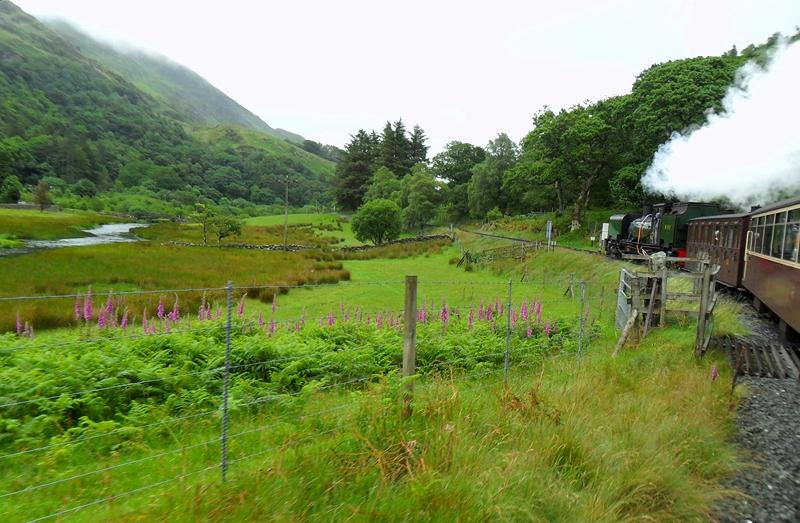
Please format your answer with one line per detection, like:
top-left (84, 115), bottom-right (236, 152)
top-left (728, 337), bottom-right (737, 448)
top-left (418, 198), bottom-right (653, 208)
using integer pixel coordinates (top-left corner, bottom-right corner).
top-left (12, 0), bottom-right (800, 153)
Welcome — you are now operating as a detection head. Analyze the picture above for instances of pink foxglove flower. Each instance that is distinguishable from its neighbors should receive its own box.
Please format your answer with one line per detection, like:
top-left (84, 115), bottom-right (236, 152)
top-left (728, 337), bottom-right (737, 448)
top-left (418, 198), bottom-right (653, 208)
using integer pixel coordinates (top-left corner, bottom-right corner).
top-left (711, 366), bottom-right (719, 381)
top-left (486, 307), bottom-right (493, 322)
top-left (543, 320), bottom-right (551, 337)
top-left (121, 310), bottom-right (129, 330)
top-left (104, 291), bottom-right (114, 316)
top-left (478, 303), bottom-right (485, 321)
top-left (157, 297), bottom-right (165, 319)
top-left (526, 325), bottom-right (533, 338)
top-left (258, 312), bottom-right (265, 327)
top-left (520, 301), bottom-right (529, 321)
top-left (74, 296), bottom-right (82, 321)
top-left (97, 310), bottom-right (107, 328)
top-left (83, 287), bottom-right (93, 322)
top-left (216, 307), bottom-right (222, 319)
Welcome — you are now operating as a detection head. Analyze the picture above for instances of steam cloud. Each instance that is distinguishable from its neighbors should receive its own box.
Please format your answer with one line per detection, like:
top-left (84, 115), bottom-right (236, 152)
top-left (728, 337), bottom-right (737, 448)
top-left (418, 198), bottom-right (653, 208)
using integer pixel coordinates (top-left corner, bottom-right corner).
top-left (642, 39), bottom-right (800, 209)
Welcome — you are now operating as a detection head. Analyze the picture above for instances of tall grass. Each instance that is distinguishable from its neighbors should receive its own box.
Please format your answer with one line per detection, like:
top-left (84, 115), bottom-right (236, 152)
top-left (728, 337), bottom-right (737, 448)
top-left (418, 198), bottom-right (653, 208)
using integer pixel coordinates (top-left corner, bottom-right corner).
top-left (0, 208), bottom-right (124, 240)
top-left (0, 243), bottom-right (348, 331)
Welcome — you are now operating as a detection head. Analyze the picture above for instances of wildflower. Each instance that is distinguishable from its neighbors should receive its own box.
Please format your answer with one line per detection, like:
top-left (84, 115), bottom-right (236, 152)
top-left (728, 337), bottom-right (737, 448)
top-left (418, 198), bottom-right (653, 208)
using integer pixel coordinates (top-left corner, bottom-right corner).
top-left (97, 310), bottom-right (107, 328)
top-left (486, 307), bottom-right (493, 322)
top-left (142, 310), bottom-right (148, 334)
top-left (440, 303), bottom-right (449, 328)
top-left (157, 296), bottom-right (165, 319)
top-left (16, 312), bottom-right (22, 335)
top-left (83, 287), bottom-right (93, 322)
top-left (526, 325), bottom-right (533, 338)
top-left (269, 319), bottom-right (277, 334)
top-left (327, 312), bottom-right (335, 326)
top-left (376, 313), bottom-right (383, 329)
top-left (74, 296), bottom-right (82, 321)
top-left (544, 320), bottom-right (551, 337)
top-left (216, 307), bottom-right (222, 319)
top-left (25, 322), bottom-right (34, 338)
top-left (711, 366), bottom-right (719, 381)
top-left (478, 302), bottom-right (485, 321)
top-left (237, 294), bottom-right (245, 317)
top-left (258, 312), bottom-right (265, 327)
top-left (467, 308), bottom-right (474, 329)
top-left (520, 301), bottom-right (529, 322)
top-left (121, 310), bottom-right (129, 330)
top-left (169, 296), bottom-right (180, 321)
top-left (104, 291), bottom-right (114, 316)
top-left (511, 310), bottom-right (518, 328)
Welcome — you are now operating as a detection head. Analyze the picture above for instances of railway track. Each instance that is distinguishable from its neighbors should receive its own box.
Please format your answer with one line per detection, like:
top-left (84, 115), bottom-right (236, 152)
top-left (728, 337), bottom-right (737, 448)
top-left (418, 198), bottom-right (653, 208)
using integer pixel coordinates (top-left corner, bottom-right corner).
top-left (715, 335), bottom-right (800, 379)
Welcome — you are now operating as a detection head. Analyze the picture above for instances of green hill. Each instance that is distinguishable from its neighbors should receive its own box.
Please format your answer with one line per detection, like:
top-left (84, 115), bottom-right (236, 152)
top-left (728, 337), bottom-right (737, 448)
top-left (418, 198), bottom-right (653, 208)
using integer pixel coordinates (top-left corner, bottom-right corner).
top-left (44, 19), bottom-right (305, 144)
top-left (0, 0), bottom-right (332, 212)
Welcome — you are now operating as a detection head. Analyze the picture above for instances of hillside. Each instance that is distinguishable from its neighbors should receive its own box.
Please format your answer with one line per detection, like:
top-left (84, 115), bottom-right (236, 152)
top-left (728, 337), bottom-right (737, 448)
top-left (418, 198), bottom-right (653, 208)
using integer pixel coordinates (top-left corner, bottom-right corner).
top-left (0, 0), bottom-right (333, 211)
top-left (45, 19), bottom-right (305, 144)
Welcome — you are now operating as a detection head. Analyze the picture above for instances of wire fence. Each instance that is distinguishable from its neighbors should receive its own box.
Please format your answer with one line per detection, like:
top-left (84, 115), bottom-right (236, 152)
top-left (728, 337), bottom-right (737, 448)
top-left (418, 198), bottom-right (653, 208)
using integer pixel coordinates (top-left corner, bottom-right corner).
top-left (0, 275), bottom-right (608, 522)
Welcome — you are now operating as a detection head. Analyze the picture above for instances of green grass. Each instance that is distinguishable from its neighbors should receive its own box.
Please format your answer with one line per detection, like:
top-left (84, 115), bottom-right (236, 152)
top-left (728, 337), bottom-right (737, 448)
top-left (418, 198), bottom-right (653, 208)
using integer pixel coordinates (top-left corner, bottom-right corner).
top-left (0, 243), bottom-right (348, 331)
top-left (134, 221), bottom-right (340, 247)
top-left (0, 316), bottom-right (743, 521)
top-left (0, 234), bottom-right (23, 249)
top-left (0, 208), bottom-right (124, 240)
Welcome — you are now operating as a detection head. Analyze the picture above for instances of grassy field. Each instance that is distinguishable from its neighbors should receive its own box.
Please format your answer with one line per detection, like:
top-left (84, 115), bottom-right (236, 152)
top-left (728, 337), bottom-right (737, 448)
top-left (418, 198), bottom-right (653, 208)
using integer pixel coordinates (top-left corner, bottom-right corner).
top-left (0, 216), bottom-right (752, 520)
top-left (134, 221), bottom-right (340, 246)
top-left (0, 243), bottom-right (349, 331)
top-left (0, 246), bottom-right (745, 520)
top-left (0, 208), bottom-right (124, 240)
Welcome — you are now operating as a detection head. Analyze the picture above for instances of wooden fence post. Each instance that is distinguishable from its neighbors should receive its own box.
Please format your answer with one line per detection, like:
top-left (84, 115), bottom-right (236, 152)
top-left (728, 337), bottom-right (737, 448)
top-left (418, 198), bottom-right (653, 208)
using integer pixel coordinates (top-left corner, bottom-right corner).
top-left (403, 275), bottom-right (417, 418)
top-left (659, 267), bottom-right (668, 327)
top-left (696, 261), bottom-right (711, 355)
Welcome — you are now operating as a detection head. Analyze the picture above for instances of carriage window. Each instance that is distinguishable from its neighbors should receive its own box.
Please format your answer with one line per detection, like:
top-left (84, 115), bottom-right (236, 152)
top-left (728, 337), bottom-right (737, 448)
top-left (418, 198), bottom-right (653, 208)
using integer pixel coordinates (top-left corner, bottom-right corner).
top-left (728, 227), bottom-right (735, 249)
top-left (771, 213), bottom-right (786, 259)
top-left (762, 214), bottom-right (774, 255)
top-left (786, 223), bottom-right (800, 263)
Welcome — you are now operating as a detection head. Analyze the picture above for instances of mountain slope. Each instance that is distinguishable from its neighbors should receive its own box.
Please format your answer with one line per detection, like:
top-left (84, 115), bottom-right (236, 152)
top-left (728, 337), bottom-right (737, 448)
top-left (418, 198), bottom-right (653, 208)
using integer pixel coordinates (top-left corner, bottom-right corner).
top-left (45, 19), bottom-right (305, 144)
top-left (0, 0), bottom-right (333, 211)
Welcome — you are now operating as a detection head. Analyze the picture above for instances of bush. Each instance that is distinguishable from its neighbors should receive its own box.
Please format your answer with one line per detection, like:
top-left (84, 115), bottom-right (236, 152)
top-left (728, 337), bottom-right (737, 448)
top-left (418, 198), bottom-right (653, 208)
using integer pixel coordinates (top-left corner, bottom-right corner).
top-left (351, 199), bottom-right (402, 245)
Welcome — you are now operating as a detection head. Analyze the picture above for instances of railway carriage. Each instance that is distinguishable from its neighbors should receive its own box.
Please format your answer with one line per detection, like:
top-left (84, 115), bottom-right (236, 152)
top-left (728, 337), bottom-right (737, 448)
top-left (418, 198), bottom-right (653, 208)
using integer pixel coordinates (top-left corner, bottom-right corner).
top-left (743, 196), bottom-right (800, 338)
top-left (687, 214), bottom-right (749, 288)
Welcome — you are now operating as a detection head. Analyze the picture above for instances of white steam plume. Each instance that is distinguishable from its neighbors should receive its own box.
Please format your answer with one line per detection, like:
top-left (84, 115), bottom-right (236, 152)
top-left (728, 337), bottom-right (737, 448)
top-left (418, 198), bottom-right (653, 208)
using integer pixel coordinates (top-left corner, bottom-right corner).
top-left (642, 39), bottom-right (800, 209)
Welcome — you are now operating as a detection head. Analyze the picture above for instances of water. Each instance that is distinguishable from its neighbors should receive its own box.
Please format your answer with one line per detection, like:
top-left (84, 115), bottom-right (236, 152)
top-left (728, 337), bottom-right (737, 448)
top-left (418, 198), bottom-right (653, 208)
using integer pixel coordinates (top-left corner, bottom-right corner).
top-left (26, 223), bottom-right (146, 249)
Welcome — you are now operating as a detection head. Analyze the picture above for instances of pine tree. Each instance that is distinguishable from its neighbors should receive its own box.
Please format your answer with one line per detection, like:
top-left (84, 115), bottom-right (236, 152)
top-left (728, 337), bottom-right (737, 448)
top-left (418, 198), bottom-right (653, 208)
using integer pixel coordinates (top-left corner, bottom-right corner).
top-left (408, 125), bottom-right (429, 165)
top-left (334, 130), bottom-right (380, 210)
top-left (379, 119), bottom-right (413, 177)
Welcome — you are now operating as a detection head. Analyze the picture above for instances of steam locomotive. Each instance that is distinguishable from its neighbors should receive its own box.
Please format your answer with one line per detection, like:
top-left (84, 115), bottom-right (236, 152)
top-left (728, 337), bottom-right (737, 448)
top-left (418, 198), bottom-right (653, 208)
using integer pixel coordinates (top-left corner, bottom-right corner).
top-left (603, 197), bottom-right (800, 339)
top-left (604, 202), bottom-right (729, 258)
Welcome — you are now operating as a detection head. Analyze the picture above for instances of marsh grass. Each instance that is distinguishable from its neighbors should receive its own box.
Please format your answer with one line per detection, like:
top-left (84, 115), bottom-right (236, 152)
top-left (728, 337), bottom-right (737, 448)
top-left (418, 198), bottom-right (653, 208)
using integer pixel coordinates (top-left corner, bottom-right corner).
top-left (0, 243), bottom-right (348, 331)
top-left (0, 208), bottom-right (124, 240)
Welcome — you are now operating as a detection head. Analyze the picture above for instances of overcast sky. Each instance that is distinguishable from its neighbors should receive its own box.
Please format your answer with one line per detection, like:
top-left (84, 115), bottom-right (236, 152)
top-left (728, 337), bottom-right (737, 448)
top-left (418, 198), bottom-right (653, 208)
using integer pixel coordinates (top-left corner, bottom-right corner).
top-left (13, 0), bottom-right (800, 153)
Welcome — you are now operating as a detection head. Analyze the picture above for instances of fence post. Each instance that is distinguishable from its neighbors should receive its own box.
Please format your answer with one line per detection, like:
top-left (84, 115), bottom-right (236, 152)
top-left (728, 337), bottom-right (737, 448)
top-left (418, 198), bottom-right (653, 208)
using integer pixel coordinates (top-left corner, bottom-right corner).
top-left (504, 278), bottom-right (513, 387)
top-left (403, 275), bottom-right (417, 418)
top-left (220, 281), bottom-right (233, 482)
top-left (696, 261), bottom-right (711, 355)
top-left (578, 281), bottom-right (586, 358)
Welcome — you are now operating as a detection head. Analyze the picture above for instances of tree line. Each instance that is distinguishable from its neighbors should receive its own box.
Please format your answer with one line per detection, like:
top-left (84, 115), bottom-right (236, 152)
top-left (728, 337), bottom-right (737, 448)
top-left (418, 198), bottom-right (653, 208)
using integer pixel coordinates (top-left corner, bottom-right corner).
top-left (336, 33), bottom-right (795, 232)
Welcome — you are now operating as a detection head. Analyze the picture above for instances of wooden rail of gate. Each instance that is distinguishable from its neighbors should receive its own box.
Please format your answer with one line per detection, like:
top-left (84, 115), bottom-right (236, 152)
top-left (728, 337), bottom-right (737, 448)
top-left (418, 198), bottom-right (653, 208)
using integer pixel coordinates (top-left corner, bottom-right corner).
top-left (615, 257), bottom-right (718, 355)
